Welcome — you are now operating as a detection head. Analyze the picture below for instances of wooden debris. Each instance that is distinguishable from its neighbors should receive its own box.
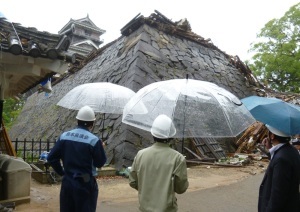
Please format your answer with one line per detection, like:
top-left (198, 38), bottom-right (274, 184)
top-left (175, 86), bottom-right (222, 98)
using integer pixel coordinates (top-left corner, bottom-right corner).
top-left (236, 122), bottom-right (268, 154)
top-left (184, 147), bottom-right (215, 162)
top-left (186, 159), bottom-right (243, 167)
top-left (191, 137), bottom-right (226, 160)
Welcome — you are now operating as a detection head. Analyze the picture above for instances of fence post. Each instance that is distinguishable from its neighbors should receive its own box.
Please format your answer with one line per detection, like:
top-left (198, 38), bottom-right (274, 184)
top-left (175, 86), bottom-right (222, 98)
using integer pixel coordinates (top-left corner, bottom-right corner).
top-left (23, 138), bottom-right (26, 161)
top-left (11, 138), bottom-right (57, 162)
top-left (31, 139), bottom-right (34, 163)
top-left (39, 139), bottom-right (42, 157)
top-left (47, 140), bottom-right (50, 152)
top-left (15, 138), bottom-right (18, 156)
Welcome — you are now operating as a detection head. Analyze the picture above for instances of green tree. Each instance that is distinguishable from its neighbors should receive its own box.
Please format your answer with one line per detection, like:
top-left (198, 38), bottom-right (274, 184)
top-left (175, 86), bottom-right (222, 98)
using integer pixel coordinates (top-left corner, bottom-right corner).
top-left (249, 3), bottom-right (300, 93)
top-left (2, 98), bottom-right (25, 130)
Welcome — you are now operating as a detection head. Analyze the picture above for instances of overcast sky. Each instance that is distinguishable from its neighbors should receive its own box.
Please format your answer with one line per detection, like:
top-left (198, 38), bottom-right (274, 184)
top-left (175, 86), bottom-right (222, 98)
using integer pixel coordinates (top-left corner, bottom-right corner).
top-left (1, 0), bottom-right (299, 61)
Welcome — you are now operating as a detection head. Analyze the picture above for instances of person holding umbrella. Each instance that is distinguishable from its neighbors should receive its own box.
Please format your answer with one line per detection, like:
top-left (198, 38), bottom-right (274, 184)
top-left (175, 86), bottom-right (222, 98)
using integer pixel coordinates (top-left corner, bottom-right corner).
top-left (258, 124), bottom-right (300, 212)
top-left (129, 114), bottom-right (189, 212)
top-left (47, 105), bottom-right (107, 212)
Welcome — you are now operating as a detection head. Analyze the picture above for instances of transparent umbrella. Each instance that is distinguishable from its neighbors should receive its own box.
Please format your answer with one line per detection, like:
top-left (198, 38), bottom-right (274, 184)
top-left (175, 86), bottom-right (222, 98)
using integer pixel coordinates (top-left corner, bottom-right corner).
top-left (57, 82), bottom-right (135, 139)
top-left (57, 82), bottom-right (135, 114)
top-left (122, 78), bottom-right (255, 139)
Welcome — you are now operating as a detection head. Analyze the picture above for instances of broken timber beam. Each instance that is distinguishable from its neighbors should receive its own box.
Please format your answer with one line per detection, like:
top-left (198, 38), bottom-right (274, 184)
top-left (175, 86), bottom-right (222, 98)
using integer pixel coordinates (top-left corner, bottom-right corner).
top-left (186, 160), bottom-right (244, 167)
top-left (184, 147), bottom-right (215, 162)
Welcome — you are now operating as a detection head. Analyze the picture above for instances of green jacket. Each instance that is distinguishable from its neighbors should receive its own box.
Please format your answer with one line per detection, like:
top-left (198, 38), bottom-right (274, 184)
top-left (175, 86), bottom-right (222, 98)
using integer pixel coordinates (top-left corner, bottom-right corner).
top-left (129, 142), bottom-right (189, 212)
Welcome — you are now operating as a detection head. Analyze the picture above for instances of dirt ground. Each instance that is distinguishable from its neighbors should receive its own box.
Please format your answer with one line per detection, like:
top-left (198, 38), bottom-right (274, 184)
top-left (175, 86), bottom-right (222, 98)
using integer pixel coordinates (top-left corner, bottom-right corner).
top-left (13, 159), bottom-right (269, 212)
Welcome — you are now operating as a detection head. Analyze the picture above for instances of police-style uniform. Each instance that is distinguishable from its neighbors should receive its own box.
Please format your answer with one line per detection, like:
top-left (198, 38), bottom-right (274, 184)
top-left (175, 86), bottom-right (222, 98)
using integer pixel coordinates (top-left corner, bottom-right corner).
top-left (47, 126), bottom-right (106, 212)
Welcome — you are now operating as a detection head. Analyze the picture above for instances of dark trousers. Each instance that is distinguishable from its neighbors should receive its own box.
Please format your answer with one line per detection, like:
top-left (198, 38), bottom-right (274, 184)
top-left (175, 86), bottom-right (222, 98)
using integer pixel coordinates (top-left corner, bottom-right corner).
top-left (60, 176), bottom-right (98, 212)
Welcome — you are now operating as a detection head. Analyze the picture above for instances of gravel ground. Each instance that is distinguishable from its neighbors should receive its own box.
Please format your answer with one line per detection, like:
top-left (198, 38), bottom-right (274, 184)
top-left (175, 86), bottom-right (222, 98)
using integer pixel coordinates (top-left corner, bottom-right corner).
top-left (14, 160), bottom-right (269, 212)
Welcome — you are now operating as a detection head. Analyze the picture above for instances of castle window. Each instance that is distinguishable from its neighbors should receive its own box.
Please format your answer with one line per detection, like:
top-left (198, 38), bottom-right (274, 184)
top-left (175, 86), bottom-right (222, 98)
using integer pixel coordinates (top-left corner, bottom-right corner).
top-left (84, 30), bottom-right (91, 36)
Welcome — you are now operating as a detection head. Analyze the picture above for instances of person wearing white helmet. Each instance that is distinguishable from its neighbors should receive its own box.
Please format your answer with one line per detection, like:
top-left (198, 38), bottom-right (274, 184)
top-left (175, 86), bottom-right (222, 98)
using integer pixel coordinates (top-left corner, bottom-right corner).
top-left (258, 124), bottom-right (300, 212)
top-left (129, 114), bottom-right (189, 212)
top-left (47, 105), bottom-right (107, 212)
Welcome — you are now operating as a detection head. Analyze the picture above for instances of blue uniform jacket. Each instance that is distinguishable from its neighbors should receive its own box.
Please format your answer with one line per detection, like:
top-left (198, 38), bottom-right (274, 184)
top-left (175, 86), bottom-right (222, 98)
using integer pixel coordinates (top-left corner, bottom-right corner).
top-left (47, 126), bottom-right (107, 179)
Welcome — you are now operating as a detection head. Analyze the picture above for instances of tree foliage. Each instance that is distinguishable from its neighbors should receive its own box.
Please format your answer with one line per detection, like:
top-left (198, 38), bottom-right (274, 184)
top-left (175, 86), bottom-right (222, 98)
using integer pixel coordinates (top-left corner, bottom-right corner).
top-left (249, 3), bottom-right (300, 93)
top-left (2, 98), bottom-right (25, 130)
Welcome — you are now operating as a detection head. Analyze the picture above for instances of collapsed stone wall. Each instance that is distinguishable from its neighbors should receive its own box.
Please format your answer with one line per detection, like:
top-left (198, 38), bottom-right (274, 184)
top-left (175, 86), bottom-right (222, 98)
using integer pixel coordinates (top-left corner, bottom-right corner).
top-left (9, 23), bottom-right (256, 169)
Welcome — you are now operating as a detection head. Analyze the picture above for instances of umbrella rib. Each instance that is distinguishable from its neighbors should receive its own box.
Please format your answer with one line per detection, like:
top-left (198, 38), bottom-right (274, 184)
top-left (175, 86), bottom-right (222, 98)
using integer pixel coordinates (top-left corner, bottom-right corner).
top-left (173, 81), bottom-right (188, 139)
top-left (200, 86), bottom-right (235, 136)
top-left (126, 84), bottom-right (159, 113)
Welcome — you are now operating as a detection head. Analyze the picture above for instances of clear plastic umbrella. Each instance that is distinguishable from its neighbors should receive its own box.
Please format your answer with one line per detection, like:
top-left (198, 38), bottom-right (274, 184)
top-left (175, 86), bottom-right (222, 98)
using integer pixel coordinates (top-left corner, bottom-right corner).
top-left (57, 82), bottom-right (135, 140)
top-left (122, 78), bottom-right (255, 138)
top-left (57, 82), bottom-right (135, 114)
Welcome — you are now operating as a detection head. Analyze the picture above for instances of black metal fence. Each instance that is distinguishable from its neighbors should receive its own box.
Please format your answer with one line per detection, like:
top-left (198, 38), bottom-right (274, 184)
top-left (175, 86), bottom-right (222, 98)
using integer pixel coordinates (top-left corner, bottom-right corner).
top-left (12, 138), bottom-right (56, 163)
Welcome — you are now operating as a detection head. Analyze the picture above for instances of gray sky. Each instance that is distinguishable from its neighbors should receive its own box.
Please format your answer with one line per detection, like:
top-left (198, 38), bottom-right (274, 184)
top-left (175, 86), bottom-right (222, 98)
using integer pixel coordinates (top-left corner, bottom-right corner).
top-left (1, 0), bottom-right (299, 61)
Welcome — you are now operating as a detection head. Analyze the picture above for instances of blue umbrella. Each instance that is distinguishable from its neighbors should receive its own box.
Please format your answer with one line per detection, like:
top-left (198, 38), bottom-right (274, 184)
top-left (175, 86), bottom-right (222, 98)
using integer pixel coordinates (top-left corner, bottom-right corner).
top-left (241, 96), bottom-right (300, 136)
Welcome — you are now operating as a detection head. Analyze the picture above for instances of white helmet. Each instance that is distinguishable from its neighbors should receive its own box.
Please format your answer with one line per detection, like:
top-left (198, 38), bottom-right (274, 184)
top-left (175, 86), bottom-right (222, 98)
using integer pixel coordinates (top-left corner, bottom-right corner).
top-left (151, 114), bottom-right (176, 139)
top-left (76, 106), bottom-right (96, 121)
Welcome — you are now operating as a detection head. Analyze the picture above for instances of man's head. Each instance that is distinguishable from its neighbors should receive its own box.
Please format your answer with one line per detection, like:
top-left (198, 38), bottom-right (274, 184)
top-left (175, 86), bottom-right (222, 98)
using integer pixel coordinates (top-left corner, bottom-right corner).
top-left (151, 114), bottom-right (176, 142)
top-left (76, 105), bottom-right (96, 128)
top-left (266, 124), bottom-right (290, 143)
